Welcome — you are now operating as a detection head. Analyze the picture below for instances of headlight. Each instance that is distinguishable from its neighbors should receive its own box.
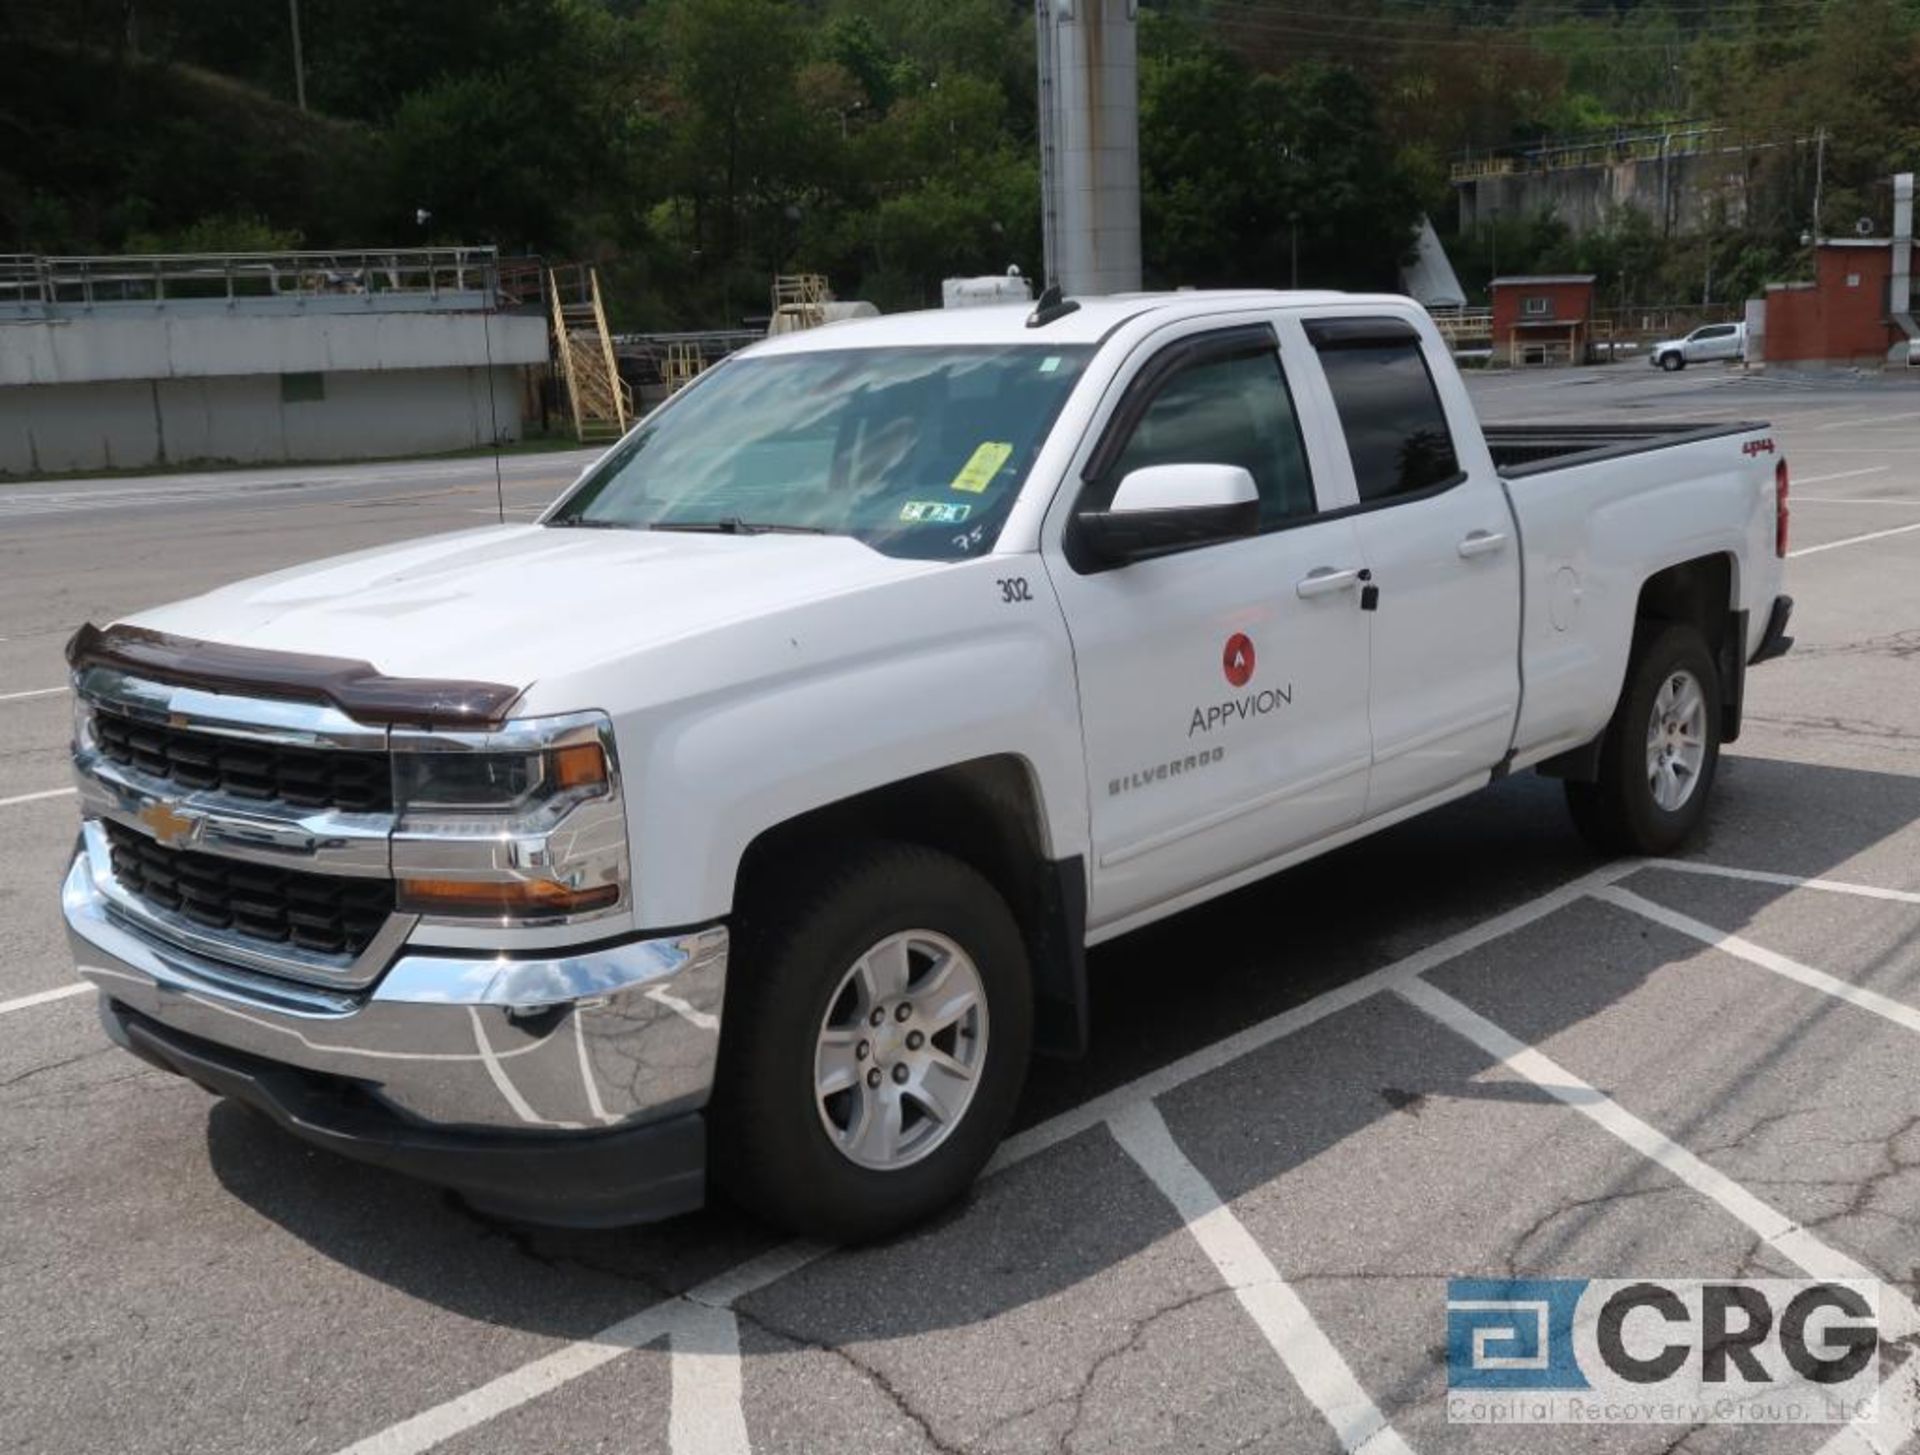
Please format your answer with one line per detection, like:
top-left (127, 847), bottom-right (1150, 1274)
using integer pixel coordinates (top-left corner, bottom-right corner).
top-left (392, 741), bottom-right (608, 811)
top-left (389, 713), bottom-right (628, 923)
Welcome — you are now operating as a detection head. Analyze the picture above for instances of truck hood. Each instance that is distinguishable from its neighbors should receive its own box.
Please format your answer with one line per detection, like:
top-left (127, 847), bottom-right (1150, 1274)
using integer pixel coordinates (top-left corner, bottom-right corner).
top-left (124, 525), bottom-right (941, 691)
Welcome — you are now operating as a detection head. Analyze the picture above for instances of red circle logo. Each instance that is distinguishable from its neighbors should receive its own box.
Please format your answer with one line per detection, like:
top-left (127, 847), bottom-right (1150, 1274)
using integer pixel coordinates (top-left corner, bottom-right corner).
top-left (1223, 633), bottom-right (1256, 687)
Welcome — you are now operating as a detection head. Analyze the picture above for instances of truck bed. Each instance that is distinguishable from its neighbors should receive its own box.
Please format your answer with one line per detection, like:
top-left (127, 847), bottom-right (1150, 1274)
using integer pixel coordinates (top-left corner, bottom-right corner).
top-left (1487, 421), bottom-right (1769, 477)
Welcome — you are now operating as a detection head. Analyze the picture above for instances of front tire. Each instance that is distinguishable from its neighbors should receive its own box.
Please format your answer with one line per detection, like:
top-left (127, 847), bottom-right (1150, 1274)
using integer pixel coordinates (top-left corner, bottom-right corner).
top-left (1659, 352), bottom-right (1686, 372)
top-left (1565, 623), bottom-right (1721, 855)
top-left (711, 842), bottom-right (1032, 1242)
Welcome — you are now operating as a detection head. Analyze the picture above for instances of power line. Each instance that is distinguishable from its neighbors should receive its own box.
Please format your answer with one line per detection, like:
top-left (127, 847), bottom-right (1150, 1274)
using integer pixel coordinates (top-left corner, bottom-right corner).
top-left (1214, 0), bottom-right (1843, 19)
top-left (1204, 7), bottom-right (1826, 51)
top-left (1198, 0), bottom-right (1840, 42)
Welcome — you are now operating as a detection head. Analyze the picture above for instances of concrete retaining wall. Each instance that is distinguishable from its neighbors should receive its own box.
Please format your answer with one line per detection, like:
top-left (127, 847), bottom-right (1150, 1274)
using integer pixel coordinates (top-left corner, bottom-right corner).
top-left (0, 304), bottom-right (546, 387)
top-left (1, 365), bottom-right (525, 476)
top-left (1455, 149), bottom-right (1751, 237)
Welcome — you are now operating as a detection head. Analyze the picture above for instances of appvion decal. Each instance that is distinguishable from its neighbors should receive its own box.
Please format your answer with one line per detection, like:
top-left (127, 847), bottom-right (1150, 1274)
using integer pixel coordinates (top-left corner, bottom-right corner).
top-left (1189, 684), bottom-right (1293, 737)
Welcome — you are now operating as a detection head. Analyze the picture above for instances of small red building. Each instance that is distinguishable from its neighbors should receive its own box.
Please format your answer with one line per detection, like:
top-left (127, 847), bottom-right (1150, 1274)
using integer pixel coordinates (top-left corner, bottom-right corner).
top-left (1490, 275), bottom-right (1597, 367)
top-left (1763, 240), bottom-right (1920, 368)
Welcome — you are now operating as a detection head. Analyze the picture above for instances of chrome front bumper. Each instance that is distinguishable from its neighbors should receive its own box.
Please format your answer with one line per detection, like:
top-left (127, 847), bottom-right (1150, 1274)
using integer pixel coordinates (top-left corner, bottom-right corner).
top-left (63, 847), bottom-right (727, 1135)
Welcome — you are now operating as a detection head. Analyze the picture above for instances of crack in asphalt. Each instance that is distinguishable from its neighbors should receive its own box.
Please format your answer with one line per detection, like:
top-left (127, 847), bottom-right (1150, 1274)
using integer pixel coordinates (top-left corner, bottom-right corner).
top-left (439, 1192), bottom-right (678, 1298)
top-left (0, 1044), bottom-right (115, 1091)
top-left (1791, 629), bottom-right (1920, 664)
top-left (1051, 1286), bottom-right (1233, 1455)
top-left (960, 1284), bottom-right (1234, 1454)
top-left (1502, 1182), bottom-right (1689, 1278)
top-left (717, 1297), bottom-right (970, 1455)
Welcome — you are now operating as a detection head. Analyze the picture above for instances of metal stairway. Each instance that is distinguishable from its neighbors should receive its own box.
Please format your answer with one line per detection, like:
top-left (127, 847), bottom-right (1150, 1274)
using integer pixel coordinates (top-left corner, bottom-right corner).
top-left (549, 265), bottom-right (632, 443)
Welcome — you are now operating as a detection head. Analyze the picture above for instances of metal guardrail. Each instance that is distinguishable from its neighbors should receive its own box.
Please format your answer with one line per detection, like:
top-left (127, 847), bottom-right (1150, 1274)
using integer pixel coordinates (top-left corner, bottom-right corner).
top-left (1450, 121), bottom-right (1726, 183)
top-left (0, 247), bottom-right (503, 307)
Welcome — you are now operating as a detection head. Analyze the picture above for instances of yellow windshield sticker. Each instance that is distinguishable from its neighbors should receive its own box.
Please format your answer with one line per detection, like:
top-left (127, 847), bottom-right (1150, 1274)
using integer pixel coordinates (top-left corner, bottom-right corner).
top-left (950, 441), bottom-right (1014, 494)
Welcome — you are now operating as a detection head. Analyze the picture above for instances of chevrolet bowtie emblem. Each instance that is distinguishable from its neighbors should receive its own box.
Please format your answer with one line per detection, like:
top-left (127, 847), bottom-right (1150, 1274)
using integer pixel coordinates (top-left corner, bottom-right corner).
top-left (136, 801), bottom-right (200, 850)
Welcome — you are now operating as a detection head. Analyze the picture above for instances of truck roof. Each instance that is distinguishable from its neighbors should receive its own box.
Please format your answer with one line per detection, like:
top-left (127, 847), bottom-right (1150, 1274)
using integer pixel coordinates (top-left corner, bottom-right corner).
top-left (747, 289), bottom-right (1412, 354)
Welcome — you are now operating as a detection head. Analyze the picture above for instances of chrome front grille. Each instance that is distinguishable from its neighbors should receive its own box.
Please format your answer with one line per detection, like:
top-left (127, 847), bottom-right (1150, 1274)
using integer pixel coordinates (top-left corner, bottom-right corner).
top-left (103, 819), bottom-right (396, 958)
top-left (92, 704), bottom-right (392, 812)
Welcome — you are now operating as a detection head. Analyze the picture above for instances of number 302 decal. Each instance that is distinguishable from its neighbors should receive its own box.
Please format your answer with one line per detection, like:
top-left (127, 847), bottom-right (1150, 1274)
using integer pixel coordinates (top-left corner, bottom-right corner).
top-left (997, 577), bottom-right (1034, 604)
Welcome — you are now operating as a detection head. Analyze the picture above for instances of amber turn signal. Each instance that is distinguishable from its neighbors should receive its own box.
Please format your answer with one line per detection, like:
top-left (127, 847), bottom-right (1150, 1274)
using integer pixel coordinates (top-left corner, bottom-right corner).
top-left (398, 877), bottom-right (619, 916)
top-left (550, 741), bottom-right (609, 792)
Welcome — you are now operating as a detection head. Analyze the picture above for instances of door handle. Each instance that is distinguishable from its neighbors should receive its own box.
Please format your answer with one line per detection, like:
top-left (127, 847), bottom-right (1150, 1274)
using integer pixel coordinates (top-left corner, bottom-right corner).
top-left (1458, 530), bottom-right (1509, 559)
top-left (1296, 566), bottom-right (1363, 599)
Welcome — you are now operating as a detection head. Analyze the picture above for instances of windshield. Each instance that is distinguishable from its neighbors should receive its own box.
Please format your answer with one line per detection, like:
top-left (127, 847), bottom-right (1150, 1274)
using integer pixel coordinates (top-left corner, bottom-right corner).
top-left (546, 344), bottom-right (1095, 560)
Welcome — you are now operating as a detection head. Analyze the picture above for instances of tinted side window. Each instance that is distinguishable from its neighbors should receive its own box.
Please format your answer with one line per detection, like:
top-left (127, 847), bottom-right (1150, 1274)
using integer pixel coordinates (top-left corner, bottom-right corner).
top-left (1312, 337), bottom-right (1461, 503)
top-left (1097, 350), bottom-right (1316, 530)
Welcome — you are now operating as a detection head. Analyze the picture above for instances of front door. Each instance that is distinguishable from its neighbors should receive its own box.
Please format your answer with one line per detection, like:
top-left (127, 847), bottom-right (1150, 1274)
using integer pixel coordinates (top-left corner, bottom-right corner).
top-left (1046, 323), bottom-right (1374, 930)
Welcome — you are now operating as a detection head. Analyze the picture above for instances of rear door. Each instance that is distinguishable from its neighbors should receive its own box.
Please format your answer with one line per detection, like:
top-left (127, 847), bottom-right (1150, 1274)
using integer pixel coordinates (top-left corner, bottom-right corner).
top-left (1045, 318), bottom-right (1373, 930)
top-left (1688, 324), bottom-right (1739, 361)
top-left (1298, 314), bottom-right (1522, 818)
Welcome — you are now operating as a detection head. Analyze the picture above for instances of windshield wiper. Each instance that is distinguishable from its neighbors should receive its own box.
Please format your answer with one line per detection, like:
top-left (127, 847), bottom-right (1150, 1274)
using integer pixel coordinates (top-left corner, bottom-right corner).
top-left (649, 517), bottom-right (827, 536)
top-left (546, 516), bottom-right (630, 530)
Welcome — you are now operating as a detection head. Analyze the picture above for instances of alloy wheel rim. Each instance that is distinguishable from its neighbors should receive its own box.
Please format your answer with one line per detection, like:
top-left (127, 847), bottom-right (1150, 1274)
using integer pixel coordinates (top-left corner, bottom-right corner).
top-left (813, 930), bottom-right (989, 1170)
top-left (1646, 667), bottom-right (1707, 812)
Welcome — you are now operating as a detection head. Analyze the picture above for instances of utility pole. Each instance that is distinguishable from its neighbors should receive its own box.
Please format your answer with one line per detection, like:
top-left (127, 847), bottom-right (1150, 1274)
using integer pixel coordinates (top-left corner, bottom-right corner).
top-left (289, 0), bottom-right (308, 112)
top-left (1812, 125), bottom-right (1826, 240)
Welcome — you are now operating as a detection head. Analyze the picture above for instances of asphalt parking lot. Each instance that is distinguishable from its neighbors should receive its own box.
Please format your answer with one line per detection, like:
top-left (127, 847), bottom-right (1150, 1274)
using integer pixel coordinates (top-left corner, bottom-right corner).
top-left (4, 361), bottom-right (1920, 1455)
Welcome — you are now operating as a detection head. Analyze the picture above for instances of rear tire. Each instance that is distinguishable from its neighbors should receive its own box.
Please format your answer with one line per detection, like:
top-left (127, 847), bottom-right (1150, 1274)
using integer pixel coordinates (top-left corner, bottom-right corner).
top-left (710, 841), bottom-right (1032, 1243)
top-left (1565, 623), bottom-right (1721, 855)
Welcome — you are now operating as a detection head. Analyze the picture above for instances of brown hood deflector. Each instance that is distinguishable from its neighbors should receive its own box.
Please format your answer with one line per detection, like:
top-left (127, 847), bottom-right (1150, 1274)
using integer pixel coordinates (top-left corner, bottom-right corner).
top-left (67, 623), bottom-right (526, 730)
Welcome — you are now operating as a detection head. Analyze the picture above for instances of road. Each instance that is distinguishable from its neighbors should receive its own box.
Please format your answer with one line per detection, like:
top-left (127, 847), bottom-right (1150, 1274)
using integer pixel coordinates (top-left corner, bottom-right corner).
top-left (3, 364), bottom-right (1919, 1454)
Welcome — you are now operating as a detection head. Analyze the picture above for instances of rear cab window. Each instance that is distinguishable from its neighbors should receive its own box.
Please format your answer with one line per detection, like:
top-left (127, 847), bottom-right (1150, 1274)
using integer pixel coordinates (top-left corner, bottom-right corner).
top-left (1304, 318), bottom-right (1463, 505)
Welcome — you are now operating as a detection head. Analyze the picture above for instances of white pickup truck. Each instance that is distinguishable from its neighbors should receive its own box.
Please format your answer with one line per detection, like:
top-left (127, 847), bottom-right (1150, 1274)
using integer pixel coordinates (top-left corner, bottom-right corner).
top-left (62, 290), bottom-right (1794, 1241)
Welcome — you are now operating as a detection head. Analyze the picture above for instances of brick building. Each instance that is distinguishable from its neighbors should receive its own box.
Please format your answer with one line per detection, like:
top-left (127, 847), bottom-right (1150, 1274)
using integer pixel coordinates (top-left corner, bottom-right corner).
top-left (1763, 240), bottom-right (1920, 368)
top-left (1489, 275), bottom-right (1596, 366)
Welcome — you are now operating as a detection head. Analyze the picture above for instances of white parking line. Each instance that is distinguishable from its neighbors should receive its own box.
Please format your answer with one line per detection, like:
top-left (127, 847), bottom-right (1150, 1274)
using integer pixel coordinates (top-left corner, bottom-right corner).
top-left (1396, 978), bottom-right (1920, 1341)
top-left (1109, 1101), bottom-right (1416, 1455)
top-left (332, 863), bottom-right (1639, 1455)
top-left (0, 686), bottom-right (63, 703)
top-left (1795, 467), bottom-right (1892, 486)
top-left (667, 1305), bottom-right (752, 1455)
top-left (0, 983), bottom-right (91, 1016)
top-left (1791, 520), bottom-right (1920, 558)
top-left (1596, 886), bottom-right (1920, 1037)
top-left (334, 1242), bottom-right (824, 1455)
top-left (1815, 409), bottom-right (1920, 431)
top-left (0, 786), bottom-right (76, 810)
top-left (316, 854), bottom-right (1920, 1454)
top-left (1645, 859), bottom-right (1920, 905)
top-left (988, 861), bottom-right (1640, 1177)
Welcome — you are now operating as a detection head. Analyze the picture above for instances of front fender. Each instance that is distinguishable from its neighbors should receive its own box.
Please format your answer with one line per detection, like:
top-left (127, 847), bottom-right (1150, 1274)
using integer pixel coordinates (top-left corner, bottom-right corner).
top-left (615, 560), bottom-right (1088, 927)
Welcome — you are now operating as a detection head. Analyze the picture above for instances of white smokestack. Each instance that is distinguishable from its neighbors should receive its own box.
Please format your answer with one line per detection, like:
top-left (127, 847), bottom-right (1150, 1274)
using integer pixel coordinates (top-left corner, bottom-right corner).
top-left (1036, 0), bottom-right (1142, 297)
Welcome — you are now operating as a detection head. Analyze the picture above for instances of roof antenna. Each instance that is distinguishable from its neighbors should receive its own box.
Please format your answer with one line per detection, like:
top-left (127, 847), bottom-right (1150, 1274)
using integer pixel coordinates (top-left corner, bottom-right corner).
top-left (1026, 283), bottom-right (1081, 329)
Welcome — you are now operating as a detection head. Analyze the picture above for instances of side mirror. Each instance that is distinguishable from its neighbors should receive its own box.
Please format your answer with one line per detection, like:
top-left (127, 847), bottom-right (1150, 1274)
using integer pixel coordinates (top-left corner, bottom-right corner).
top-left (1072, 464), bottom-right (1260, 570)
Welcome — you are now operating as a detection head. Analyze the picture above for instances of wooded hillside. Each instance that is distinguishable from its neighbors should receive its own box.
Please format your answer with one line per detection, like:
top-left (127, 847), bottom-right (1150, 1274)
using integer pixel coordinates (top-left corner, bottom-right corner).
top-left (3, 1), bottom-right (1914, 325)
